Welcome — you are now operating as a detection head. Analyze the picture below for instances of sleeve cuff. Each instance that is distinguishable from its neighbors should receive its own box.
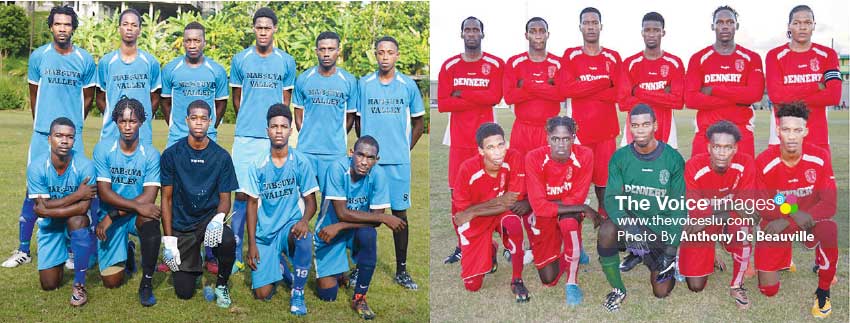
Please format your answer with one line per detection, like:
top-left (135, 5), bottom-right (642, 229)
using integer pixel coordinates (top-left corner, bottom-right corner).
top-left (292, 103), bottom-right (304, 109)
top-left (243, 190), bottom-right (259, 198)
top-left (96, 177), bottom-right (111, 182)
top-left (142, 182), bottom-right (161, 187)
top-left (160, 93), bottom-right (172, 98)
top-left (302, 186), bottom-right (319, 197)
top-left (324, 195), bottom-right (346, 201)
top-left (411, 111), bottom-right (426, 117)
top-left (150, 85), bottom-right (162, 93)
top-left (229, 83), bottom-right (242, 88)
top-left (28, 194), bottom-right (49, 199)
top-left (283, 85), bottom-right (294, 91)
top-left (27, 79), bottom-right (39, 85)
top-left (215, 96), bottom-right (229, 100)
top-left (370, 203), bottom-right (391, 210)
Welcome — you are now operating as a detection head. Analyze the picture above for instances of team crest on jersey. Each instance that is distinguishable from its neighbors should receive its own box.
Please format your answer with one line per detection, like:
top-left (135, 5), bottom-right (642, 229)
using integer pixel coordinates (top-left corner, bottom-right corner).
top-left (809, 58), bottom-right (820, 72)
top-left (566, 167), bottom-right (573, 181)
top-left (659, 169), bottom-right (670, 185)
top-left (499, 173), bottom-right (506, 189)
top-left (660, 65), bottom-right (669, 77)
top-left (805, 169), bottom-right (817, 183)
top-left (605, 61), bottom-right (611, 73)
top-left (548, 66), bottom-right (557, 79)
top-left (482, 63), bottom-right (491, 75)
top-left (734, 59), bottom-right (745, 72)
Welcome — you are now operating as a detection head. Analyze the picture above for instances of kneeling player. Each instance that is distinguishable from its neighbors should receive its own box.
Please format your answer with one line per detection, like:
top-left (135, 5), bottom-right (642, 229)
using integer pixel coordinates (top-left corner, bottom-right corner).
top-left (93, 97), bottom-right (162, 306)
top-left (755, 102), bottom-right (838, 318)
top-left (160, 100), bottom-right (239, 308)
top-left (29, 118), bottom-right (97, 307)
top-left (680, 120), bottom-right (756, 309)
top-left (597, 104), bottom-right (686, 311)
top-left (314, 136), bottom-right (406, 320)
top-left (244, 104), bottom-right (318, 316)
top-left (452, 123), bottom-right (528, 302)
top-left (525, 116), bottom-right (600, 306)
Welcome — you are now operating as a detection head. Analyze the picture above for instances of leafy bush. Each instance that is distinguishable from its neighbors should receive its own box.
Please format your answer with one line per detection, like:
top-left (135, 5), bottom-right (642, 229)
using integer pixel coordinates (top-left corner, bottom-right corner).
top-left (0, 75), bottom-right (26, 110)
top-left (0, 4), bottom-right (30, 70)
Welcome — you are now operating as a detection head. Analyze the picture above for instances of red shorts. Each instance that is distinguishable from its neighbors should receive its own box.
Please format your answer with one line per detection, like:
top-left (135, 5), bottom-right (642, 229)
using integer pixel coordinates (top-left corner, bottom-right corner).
top-left (679, 225), bottom-right (751, 277)
top-left (448, 146), bottom-right (479, 189)
top-left (509, 121), bottom-right (547, 157)
top-left (754, 220), bottom-right (824, 272)
top-left (692, 127), bottom-right (754, 158)
top-left (578, 139), bottom-right (615, 186)
top-left (456, 213), bottom-right (518, 280)
top-left (526, 214), bottom-right (561, 269)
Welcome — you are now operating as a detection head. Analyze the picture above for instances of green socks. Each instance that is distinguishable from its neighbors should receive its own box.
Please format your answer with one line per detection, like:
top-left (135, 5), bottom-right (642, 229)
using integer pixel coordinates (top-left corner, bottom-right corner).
top-left (600, 255), bottom-right (626, 291)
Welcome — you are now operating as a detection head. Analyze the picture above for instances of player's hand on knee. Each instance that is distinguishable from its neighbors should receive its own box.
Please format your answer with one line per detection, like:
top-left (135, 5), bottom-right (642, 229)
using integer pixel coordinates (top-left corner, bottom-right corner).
top-left (510, 200), bottom-right (531, 216)
top-left (453, 211), bottom-right (473, 227)
top-left (203, 212), bottom-right (226, 247)
top-left (319, 224), bottom-right (342, 243)
top-left (763, 218), bottom-right (790, 234)
top-left (382, 214), bottom-right (406, 232)
top-left (790, 211), bottom-right (814, 230)
top-left (500, 192), bottom-right (519, 209)
top-left (75, 177), bottom-right (97, 201)
top-left (247, 243), bottom-right (259, 271)
top-left (584, 206), bottom-right (602, 229)
top-left (137, 202), bottom-right (161, 220)
top-left (291, 220), bottom-right (310, 240)
top-left (683, 223), bottom-right (705, 235)
top-left (162, 236), bottom-right (181, 272)
top-left (96, 215), bottom-right (112, 241)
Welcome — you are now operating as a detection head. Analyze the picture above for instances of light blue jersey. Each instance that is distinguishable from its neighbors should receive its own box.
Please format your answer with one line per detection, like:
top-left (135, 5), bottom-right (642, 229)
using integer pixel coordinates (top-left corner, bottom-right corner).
top-left (27, 44), bottom-right (96, 135)
top-left (92, 139), bottom-right (161, 217)
top-left (357, 71), bottom-right (425, 165)
top-left (27, 152), bottom-right (96, 230)
top-left (292, 66), bottom-right (358, 155)
top-left (161, 56), bottom-right (229, 146)
top-left (229, 46), bottom-right (296, 138)
top-left (316, 157), bottom-right (390, 232)
top-left (96, 50), bottom-right (161, 145)
top-left (244, 149), bottom-right (319, 243)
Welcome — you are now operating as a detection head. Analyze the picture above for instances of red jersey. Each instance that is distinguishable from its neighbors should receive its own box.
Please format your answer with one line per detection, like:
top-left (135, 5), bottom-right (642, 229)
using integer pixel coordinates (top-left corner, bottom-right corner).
top-left (765, 43), bottom-right (841, 146)
top-left (438, 52), bottom-right (504, 149)
top-left (684, 45), bottom-right (764, 134)
top-left (558, 47), bottom-right (621, 143)
top-left (618, 52), bottom-right (685, 144)
top-left (684, 152), bottom-right (757, 219)
top-left (452, 149), bottom-right (525, 214)
top-left (756, 144), bottom-right (836, 225)
top-left (503, 52), bottom-right (562, 126)
top-left (525, 145), bottom-right (593, 219)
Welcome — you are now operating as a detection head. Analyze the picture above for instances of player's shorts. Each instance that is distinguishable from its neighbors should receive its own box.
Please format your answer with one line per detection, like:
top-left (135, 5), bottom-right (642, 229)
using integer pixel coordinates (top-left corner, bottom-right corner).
top-left (448, 147), bottom-right (479, 189)
top-left (173, 214), bottom-right (218, 273)
top-left (314, 226), bottom-right (356, 279)
top-left (457, 212), bottom-right (515, 280)
top-left (36, 218), bottom-right (70, 270)
top-left (97, 213), bottom-right (139, 272)
top-left (167, 132), bottom-right (218, 149)
top-left (679, 224), bottom-right (751, 277)
top-left (693, 126), bottom-right (754, 158)
top-left (232, 136), bottom-right (270, 192)
top-left (526, 213), bottom-right (561, 269)
top-left (303, 152), bottom-right (345, 193)
top-left (509, 121), bottom-right (547, 157)
top-left (252, 220), bottom-right (297, 289)
top-left (754, 220), bottom-right (827, 272)
top-left (578, 139), bottom-right (615, 186)
top-left (28, 130), bottom-right (85, 165)
top-left (380, 163), bottom-right (411, 210)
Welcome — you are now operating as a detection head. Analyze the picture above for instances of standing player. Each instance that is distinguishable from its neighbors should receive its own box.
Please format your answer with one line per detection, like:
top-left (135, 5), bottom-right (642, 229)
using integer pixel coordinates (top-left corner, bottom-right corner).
top-left (28, 117), bottom-right (96, 307)
top-left (229, 7), bottom-right (297, 274)
top-left (95, 8), bottom-right (161, 145)
top-left (684, 6), bottom-right (764, 158)
top-left (160, 101), bottom-right (239, 308)
top-left (558, 7), bottom-right (621, 221)
top-left (438, 17), bottom-right (504, 264)
top-left (617, 12), bottom-right (684, 148)
top-left (525, 116), bottom-right (600, 306)
top-left (293, 31), bottom-right (358, 191)
top-left (92, 97), bottom-right (162, 306)
top-left (597, 105), bottom-right (686, 312)
top-left (503, 17), bottom-right (561, 156)
top-left (765, 5), bottom-right (841, 153)
top-left (356, 36), bottom-right (425, 290)
top-left (755, 103), bottom-right (837, 318)
top-left (4, 6), bottom-right (95, 269)
top-left (244, 104), bottom-right (318, 316)
top-left (679, 120), bottom-right (756, 310)
top-left (161, 21), bottom-right (229, 148)
top-left (314, 136), bottom-right (405, 320)
top-left (452, 123), bottom-right (528, 302)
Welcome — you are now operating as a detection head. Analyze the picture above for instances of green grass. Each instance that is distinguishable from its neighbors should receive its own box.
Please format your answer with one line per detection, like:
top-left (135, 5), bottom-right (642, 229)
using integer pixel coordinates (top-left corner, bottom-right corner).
top-left (0, 111), bottom-right (429, 322)
top-left (429, 107), bottom-right (848, 322)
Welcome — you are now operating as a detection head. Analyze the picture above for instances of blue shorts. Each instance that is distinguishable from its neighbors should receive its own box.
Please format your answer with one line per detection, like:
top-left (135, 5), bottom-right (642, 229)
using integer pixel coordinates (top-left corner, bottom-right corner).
top-left (380, 163), bottom-right (412, 211)
top-left (96, 213), bottom-right (139, 272)
top-left (36, 218), bottom-right (70, 270)
top-left (232, 136), bottom-right (270, 192)
top-left (28, 131), bottom-right (85, 165)
top-left (251, 221), bottom-right (299, 289)
top-left (303, 153), bottom-right (345, 193)
top-left (313, 228), bottom-right (355, 279)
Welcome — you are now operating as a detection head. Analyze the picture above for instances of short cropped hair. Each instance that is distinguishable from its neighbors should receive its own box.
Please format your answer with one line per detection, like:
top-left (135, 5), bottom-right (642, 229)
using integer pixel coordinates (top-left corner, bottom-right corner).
top-left (775, 101), bottom-right (809, 121)
top-left (580, 7), bottom-right (601, 23)
top-left (525, 17), bottom-right (548, 31)
top-left (49, 117), bottom-right (76, 135)
top-left (187, 99), bottom-right (211, 116)
top-left (705, 120), bottom-right (741, 142)
top-left (266, 103), bottom-right (292, 125)
top-left (629, 103), bottom-right (656, 122)
top-left (316, 31), bottom-right (340, 47)
top-left (461, 16), bottom-right (483, 32)
top-left (375, 36), bottom-right (399, 50)
top-left (475, 123), bottom-right (505, 148)
top-left (253, 7), bottom-right (278, 26)
top-left (642, 12), bottom-right (664, 28)
top-left (119, 8), bottom-right (142, 25)
top-left (354, 135), bottom-right (380, 155)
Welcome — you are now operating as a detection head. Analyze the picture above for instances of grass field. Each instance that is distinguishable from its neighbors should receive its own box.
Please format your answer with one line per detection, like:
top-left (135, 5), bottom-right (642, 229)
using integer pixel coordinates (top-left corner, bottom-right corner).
top-left (429, 107), bottom-right (849, 322)
top-left (0, 110), bottom-right (429, 322)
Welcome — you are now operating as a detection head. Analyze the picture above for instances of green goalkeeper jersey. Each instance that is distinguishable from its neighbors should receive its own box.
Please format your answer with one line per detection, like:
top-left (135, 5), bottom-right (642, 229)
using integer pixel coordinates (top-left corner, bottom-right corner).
top-left (604, 141), bottom-right (686, 246)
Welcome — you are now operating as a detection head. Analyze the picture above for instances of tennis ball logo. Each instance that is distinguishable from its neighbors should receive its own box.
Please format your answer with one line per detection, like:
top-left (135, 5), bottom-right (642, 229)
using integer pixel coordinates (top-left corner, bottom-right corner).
top-left (773, 193), bottom-right (798, 215)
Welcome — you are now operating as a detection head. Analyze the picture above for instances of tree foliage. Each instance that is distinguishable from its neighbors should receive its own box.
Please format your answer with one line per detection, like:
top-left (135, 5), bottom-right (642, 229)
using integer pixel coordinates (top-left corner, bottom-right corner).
top-left (0, 4), bottom-right (30, 70)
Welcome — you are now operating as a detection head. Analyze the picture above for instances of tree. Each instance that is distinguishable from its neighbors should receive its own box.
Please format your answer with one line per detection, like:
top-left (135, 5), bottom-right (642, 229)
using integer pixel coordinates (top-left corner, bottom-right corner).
top-left (0, 4), bottom-right (30, 71)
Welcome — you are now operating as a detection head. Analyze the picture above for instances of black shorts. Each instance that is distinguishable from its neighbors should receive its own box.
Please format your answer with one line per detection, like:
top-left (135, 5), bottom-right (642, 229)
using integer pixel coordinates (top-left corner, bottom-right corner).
top-left (174, 215), bottom-right (214, 273)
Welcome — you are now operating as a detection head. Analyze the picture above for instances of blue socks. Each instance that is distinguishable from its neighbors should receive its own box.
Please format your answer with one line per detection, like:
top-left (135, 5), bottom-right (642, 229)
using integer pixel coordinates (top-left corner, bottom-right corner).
top-left (18, 197), bottom-right (36, 254)
top-left (69, 228), bottom-right (94, 285)
top-left (353, 227), bottom-right (377, 295)
top-left (291, 234), bottom-right (312, 292)
top-left (232, 200), bottom-right (247, 262)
